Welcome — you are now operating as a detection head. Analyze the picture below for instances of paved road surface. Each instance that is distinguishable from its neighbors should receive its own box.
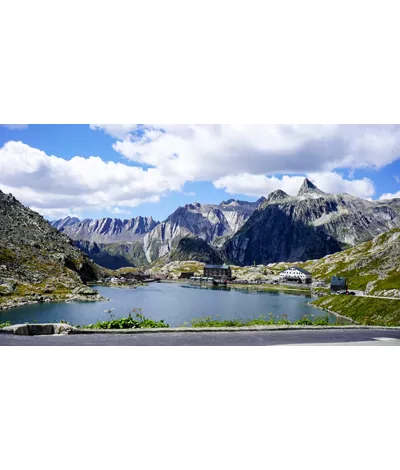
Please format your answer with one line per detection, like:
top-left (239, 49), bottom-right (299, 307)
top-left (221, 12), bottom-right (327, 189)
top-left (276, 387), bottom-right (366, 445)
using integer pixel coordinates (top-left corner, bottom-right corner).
top-left (1, 329), bottom-right (400, 346)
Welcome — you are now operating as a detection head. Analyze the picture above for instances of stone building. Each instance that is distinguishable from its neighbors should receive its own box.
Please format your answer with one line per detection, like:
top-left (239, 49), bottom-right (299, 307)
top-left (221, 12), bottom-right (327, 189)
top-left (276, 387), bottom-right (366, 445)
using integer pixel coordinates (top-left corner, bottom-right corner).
top-left (203, 265), bottom-right (232, 279)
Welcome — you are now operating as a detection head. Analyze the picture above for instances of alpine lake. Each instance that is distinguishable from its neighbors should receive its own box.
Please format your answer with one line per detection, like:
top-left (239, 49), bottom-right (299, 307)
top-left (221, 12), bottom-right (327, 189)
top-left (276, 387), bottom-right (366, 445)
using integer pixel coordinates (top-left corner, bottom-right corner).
top-left (0, 282), bottom-right (338, 327)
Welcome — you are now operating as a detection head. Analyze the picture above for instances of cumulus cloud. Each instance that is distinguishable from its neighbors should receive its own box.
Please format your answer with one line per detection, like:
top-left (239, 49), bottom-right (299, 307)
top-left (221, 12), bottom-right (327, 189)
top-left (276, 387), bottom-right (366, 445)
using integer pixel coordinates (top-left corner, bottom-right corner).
top-left (92, 124), bottom-right (400, 181)
top-left (31, 207), bottom-right (81, 220)
top-left (90, 124), bottom-right (138, 140)
top-left (0, 141), bottom-right (183, 216)
top-left (3, 124), bottom-right (399, 219)
top-left (379, 191), bottom-right (400, 200)
top-left (214, 172), bottom-right (376, 199)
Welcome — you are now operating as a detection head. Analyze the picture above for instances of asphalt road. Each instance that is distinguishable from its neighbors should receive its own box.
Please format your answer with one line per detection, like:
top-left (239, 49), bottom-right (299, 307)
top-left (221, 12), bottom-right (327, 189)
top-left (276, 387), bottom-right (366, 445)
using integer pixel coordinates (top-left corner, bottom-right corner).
top-left (1, 329), bottom-right (400, 346)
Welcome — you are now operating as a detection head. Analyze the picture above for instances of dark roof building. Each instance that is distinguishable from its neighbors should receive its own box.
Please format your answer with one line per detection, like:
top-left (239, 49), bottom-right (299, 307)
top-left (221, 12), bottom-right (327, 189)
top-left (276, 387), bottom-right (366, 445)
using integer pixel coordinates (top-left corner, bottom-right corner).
top-left (204, 264), bottom-right (232, 279)
top-left (331, 276), bottom-right (347, 291)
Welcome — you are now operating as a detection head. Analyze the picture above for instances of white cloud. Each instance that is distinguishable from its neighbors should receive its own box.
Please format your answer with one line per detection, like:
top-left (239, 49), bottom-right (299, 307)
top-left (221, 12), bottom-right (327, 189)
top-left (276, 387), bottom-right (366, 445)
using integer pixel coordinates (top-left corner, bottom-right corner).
top-left (214, 172), bottom-right (376, 199)
top-left (379, 191), bottom-right (400, 200)
top-left (108, 207), bottom-right (131, 215)
top-left (31, 207), bottom-right (81, 220)
top-left (395, 175), bottom-right (400, 183)
top-left (0, 141), bottom-right (183, 216)
top-left (214, 174), bottom-right (305, 197)
top-left (92, 124), bottom-right (400, 181)
top-left (90, 124), bottom-right (138, 140)
top-left (3, 124), bottom-right (399, 219)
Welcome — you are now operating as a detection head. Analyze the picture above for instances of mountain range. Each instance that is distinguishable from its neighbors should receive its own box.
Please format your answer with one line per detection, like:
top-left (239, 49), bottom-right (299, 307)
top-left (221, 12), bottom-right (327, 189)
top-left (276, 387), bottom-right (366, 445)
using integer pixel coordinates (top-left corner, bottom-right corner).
top-left (44, 179), bottom-right (400, 268)
top-left (51, 216), bottom-right (159, 243)
top-left (51, 198), bottom-right (266, 268)
top-left (222, 179), bottom-right (400, 265)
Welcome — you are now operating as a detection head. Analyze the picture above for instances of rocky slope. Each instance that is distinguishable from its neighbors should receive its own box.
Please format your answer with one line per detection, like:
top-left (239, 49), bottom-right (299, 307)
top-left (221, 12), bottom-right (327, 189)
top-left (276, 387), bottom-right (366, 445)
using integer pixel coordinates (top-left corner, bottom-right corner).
top-left (0, 190), bottom-right (107, 310)
top-left (74, 240), bottom-right (148, 270)
top-left (142, 198), bottom-right (265, 262)
top-left (218, 197), bottom-right (266, 233)
top-left (145, 261), bottom-right (205, 280)
top-left (163, 237), bottom-right (224, 264)
top-left (222, 179), bottom-right (400, 266)
top-left (51, 216), bottom-right (159, 243)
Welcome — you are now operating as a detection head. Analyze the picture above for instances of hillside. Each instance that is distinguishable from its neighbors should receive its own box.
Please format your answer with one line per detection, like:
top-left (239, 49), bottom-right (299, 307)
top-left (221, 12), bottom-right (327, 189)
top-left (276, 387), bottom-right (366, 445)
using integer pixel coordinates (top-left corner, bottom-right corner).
top-left (223, 179), bottom-right (400, 266)
top-left (164, 237), bottom-right (224, 264)
top-left (0, 190), bottom-right (106, 309)
top-left (74, 240), bottom-right (149, 270)
top-left (145, 260), bottom-right (205, 280)
top-left (268, 228), bottom-right (400, 296)
top-left (313, 296), bottom-right (400, 326)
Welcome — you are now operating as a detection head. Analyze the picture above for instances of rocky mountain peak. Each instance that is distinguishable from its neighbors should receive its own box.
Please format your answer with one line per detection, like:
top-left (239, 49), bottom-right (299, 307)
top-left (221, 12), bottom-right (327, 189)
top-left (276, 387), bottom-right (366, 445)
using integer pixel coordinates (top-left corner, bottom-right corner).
top-left (298, 178), bottom-right (325, 197)
top-left (267, 189), bottom-right (290, 203)
top-left (220, 199), bottom-right (236, 206)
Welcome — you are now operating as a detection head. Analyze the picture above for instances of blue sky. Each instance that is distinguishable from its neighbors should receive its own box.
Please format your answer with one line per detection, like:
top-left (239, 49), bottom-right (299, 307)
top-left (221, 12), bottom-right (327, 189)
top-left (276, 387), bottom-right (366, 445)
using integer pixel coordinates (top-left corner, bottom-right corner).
top-left (0, 124), bottom-right (399, 221)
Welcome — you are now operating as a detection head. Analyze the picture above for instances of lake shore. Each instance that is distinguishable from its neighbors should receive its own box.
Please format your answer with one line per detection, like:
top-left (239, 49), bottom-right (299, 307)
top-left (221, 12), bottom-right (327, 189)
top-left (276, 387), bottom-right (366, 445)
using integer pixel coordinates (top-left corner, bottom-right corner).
top-left (0, 289), bottom-right (109, 311)
top-left (313, 295), bottom-right (400, 326)
top-left (163, 278), bottom-right (312, 294)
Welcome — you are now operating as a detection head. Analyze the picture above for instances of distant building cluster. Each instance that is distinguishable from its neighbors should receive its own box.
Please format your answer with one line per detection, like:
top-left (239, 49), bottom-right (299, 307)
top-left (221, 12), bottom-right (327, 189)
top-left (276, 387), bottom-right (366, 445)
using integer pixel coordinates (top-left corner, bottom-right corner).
top-left (177, 264), bottom-right (350, 293)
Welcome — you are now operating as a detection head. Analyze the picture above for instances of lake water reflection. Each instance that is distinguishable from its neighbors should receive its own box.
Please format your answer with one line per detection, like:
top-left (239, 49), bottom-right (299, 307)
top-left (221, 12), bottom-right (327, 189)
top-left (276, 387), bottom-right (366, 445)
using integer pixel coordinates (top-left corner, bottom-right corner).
top-left (0, 282), bottom-right (337, 327)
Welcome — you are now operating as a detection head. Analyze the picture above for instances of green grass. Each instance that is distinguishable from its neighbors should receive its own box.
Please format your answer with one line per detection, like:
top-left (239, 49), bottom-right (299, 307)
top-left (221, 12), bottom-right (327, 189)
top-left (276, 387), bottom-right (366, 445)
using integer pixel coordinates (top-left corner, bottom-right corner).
top-left (0, 246), bottom-right (17, 263)
top-left (187, 314), bottom-right (331, 328)
top-left (371, 271), bottom-right (400, 294)
top-left (0, 321), bottom-right (11, 329)
top-left (78, 308), bottom-right (169, 329)
top-left (313, 295), bottom-right (400, 326)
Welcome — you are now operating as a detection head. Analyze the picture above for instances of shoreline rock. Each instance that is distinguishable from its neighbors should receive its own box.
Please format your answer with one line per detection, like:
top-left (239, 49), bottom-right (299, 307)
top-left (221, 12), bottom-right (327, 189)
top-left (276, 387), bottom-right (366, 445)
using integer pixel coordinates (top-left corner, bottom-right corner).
top-left (0, 291), bottom-right (109, 311)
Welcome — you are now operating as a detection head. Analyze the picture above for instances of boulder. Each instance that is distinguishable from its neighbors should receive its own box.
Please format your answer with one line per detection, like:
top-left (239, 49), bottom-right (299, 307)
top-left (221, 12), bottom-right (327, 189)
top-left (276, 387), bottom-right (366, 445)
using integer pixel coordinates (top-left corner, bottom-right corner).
top-left (72, 285), bottom-right (98, 296)
top-left (0, 282), bottom-right (16, 295)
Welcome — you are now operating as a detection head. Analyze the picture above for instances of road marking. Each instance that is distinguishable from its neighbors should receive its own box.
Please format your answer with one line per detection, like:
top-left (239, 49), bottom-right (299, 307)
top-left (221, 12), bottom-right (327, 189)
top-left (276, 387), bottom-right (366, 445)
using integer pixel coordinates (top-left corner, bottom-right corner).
top-left (373, 337), bottom-right (400, 342)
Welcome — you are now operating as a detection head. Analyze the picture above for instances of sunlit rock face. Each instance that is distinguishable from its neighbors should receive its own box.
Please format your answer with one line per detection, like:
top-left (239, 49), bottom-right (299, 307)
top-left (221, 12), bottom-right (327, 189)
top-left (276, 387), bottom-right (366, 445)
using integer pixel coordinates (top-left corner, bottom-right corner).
top-left (142, 198), bottom-right (265, 262)
top-left (51, 216), bottom-right (159, 243)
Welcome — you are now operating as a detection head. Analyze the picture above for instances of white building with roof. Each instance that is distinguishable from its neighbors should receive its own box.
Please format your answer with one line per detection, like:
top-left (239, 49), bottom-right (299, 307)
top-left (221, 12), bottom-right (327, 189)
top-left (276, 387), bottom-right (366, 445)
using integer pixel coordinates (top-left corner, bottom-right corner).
top-left (279, 266), bottom-right (312, 284)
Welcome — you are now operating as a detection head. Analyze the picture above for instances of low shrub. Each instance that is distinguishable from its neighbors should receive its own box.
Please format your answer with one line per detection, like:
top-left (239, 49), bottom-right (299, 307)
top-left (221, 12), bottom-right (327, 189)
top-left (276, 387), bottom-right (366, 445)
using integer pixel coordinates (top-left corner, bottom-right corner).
top-left (82, 308), bottom-right (169, 329)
